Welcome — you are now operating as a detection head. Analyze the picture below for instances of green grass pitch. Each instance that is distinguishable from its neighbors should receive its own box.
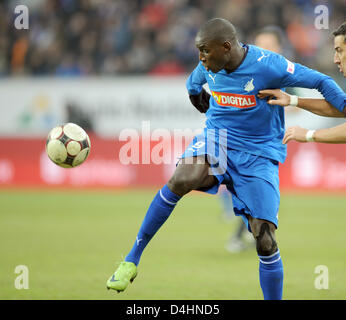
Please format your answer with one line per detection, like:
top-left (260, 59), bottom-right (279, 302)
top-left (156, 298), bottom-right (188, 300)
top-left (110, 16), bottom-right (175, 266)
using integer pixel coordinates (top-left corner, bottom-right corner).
top-left (0, 189), bottom-right (345, 300)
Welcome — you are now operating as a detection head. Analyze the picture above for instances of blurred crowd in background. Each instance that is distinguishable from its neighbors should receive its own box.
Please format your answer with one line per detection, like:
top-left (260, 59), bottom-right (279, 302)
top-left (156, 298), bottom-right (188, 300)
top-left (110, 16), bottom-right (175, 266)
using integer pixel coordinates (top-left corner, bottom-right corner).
top-left (0, 0), bottom-right (345, 78)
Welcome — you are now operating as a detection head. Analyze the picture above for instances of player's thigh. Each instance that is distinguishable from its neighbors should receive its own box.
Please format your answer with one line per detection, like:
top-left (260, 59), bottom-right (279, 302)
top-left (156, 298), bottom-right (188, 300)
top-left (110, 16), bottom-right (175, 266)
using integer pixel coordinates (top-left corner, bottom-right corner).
top-left (167, 156), bottom-right (217, 196)
top-left (230, 153), bottom-right (280, 231)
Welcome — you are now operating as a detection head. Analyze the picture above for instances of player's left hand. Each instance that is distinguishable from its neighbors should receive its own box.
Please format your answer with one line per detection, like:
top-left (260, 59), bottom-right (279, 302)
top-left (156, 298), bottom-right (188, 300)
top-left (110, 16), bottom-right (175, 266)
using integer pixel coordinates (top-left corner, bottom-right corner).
top-left (258, 89), bottom-right (290, 107)
top-left (282, 126), bottom-right (309, 144)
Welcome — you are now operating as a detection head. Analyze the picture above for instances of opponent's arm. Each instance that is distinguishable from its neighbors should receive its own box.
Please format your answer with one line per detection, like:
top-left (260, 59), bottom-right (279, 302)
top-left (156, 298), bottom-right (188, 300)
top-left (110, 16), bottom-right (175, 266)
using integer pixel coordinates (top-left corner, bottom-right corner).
top-left (267, 55), bottom-right (346, 114)
top-left (258, 89), bottom-right (346, 117)
top-left (186, 62), bottom-right (209, 113)
top-left (283, 123), bottom-right (346, 144)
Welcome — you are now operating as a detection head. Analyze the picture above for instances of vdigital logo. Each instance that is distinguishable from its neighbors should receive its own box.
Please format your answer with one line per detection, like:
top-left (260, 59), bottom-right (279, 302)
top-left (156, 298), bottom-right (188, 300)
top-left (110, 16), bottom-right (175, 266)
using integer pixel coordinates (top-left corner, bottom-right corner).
top-left (211, 91), bottom-right (256, 108)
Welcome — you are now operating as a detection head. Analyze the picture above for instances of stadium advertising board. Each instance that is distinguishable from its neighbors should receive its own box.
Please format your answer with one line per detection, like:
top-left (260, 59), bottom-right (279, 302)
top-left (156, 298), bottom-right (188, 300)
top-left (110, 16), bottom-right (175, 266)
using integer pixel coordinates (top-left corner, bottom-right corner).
top-left (1, 137), bottom-right (346, 191)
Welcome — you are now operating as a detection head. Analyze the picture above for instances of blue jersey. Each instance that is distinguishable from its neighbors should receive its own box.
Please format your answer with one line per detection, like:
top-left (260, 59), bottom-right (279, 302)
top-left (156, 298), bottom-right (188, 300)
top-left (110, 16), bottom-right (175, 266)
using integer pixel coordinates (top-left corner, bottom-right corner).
top-left (186, 44), bottom-right (346, 163)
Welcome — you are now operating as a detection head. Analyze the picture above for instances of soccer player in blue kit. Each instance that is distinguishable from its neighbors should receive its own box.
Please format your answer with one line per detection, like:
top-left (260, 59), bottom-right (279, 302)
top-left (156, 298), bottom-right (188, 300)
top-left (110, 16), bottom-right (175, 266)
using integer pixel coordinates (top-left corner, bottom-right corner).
top-left (107, 18), bottom-right (346, 299)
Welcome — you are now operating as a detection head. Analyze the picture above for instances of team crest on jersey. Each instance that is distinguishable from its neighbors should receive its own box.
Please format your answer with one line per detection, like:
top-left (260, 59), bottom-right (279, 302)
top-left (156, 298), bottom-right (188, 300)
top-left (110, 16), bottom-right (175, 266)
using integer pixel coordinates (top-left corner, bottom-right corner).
top-left (211, 91), bottom-right (256, 108)
top-left (244, 78), bottom-right (255, 92)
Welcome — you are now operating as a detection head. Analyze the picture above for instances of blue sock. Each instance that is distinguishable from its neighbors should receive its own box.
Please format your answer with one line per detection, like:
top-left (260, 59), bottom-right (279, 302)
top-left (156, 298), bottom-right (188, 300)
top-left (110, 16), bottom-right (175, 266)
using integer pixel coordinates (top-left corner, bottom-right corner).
top-left (258, 249), bottom-right (284, 300)
top-left (125, 185), bottom-right (181, 266)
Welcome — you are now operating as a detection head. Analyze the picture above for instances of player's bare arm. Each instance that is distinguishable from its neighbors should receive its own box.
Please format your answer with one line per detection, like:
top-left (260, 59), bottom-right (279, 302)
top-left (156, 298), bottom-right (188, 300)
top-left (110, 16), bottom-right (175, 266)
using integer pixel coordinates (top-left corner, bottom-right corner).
top-left (189, 88), bottom-right (211, 113)
top-left (283, 123), bottom-right (346, 144)
top-left (258, 89), bottom-right (346, 117)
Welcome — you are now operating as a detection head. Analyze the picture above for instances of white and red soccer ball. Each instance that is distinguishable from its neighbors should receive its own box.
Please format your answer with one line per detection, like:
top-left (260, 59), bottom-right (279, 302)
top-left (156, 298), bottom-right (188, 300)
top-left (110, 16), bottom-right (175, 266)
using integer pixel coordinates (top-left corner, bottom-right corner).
top-left (46, 123), bottom-right (91, 168)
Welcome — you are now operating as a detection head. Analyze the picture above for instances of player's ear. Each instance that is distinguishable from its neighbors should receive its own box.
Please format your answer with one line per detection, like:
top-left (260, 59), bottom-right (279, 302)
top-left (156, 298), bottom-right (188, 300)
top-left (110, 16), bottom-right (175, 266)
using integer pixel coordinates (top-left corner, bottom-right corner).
top-left (223, 41), bottom-right (231, 52)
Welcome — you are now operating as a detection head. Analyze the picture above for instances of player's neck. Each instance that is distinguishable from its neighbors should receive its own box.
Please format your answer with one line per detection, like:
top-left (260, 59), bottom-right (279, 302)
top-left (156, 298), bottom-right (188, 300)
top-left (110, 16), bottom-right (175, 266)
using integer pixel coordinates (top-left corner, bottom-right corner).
top-left (224, 44), bottom-right (246, 73)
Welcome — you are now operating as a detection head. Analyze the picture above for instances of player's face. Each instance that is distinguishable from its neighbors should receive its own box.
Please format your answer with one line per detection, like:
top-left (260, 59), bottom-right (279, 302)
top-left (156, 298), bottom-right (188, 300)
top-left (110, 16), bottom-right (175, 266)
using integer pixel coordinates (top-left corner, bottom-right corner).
top-left (334, 35), bottom-right (346, 77)
top-left (254, 33), bottom-right (282, 54)
top-left (195, 36), bottom-right (229, 73)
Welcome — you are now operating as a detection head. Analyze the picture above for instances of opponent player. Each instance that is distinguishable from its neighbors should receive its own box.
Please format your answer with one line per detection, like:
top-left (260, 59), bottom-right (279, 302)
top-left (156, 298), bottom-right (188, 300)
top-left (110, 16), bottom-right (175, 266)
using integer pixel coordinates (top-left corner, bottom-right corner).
top-left (107, 18), bottom-right (346, 300)
top-left (259, 21), bottom-right (346, 144)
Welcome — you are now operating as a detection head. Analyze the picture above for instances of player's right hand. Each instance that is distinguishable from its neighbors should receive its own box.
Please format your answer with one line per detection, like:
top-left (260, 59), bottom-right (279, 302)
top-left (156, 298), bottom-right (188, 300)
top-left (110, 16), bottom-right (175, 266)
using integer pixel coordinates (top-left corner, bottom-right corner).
top-left (189, 88), bottom-right (210, 113)
top-left (258, 89), bottom-right (290, 107)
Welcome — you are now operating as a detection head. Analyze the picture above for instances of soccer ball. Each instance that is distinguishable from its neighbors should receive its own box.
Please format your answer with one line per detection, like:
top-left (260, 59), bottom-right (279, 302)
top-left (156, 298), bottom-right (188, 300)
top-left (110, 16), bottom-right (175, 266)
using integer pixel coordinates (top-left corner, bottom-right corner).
top-left (46, 123), bottom-right (91, 168)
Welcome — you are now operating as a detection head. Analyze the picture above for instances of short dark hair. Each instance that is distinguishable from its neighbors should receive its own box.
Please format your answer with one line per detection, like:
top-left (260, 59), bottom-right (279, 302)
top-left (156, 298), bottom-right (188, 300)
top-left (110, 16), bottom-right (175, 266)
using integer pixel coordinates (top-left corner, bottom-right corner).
top-left (198, 18), bottom-right (237, 44)
top-left (332, 21), bottom-right (346, 42)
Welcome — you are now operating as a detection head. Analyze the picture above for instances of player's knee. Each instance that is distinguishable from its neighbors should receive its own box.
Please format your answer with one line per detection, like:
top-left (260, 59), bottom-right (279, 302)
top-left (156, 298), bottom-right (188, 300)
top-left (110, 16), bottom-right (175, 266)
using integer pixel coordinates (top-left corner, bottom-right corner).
top-left (255, 223), bottom-right (278, 256)
top-left (256, 236), bottom-right (277, 256)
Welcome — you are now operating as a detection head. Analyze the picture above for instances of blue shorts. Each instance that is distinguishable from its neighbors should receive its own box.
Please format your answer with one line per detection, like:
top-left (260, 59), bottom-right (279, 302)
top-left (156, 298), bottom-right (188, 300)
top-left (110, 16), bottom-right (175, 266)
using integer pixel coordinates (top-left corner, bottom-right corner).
top-left (180, 130), bottom-right (280, 231)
